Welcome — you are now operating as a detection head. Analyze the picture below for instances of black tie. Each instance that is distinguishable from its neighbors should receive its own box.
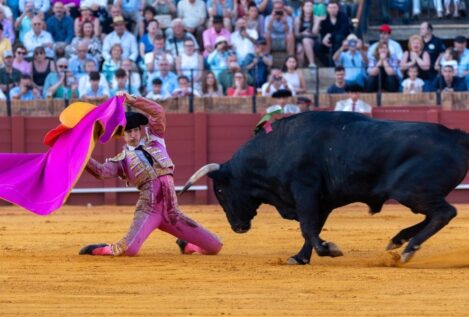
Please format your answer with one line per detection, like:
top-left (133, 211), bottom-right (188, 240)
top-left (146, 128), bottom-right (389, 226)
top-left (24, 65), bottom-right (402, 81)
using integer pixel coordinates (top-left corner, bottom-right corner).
top-left (136, 145), bottom-right (154, 165)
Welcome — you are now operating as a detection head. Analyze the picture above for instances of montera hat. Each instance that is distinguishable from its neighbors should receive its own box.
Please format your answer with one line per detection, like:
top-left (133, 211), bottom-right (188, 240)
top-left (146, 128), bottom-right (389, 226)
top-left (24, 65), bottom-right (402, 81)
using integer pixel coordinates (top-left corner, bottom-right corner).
top-left (125, 112), bottom-right (148, 131)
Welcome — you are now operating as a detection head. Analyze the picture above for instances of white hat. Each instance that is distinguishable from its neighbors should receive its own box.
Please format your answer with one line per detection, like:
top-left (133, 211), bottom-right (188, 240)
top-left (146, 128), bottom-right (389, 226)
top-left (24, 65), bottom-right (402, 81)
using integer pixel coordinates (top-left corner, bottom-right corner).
top-left (215, 36), bottom-right (228, 47)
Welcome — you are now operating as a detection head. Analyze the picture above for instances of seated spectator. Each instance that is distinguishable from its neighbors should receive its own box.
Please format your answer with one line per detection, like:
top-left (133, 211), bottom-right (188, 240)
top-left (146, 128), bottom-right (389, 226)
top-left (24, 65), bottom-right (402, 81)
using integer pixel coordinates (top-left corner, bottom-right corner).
top-left (420, 21), bottom-right (445, 79)
top-left (295, 0), bottom-right (321, 68)
top-left (261, 68), bottom-right (296, 96)
top-left (175, 38), bottom-right (204, 82)
top-left (365, 42), bottom-right (400, 92)
top-left (9, 74), bottom-right (42, 100)
top-left (327, 65), bottom-right (347, 94)
top-left (199, 70), bottom-right (224, 97)
top-left (81, 71), bottom-right (109, 100)
top-left (400, 35), bottom-right (431, 85)
top-left (282, 55), bottom-right (306, 94)
top-left (314, 0), bottom-right (351, 67)
top-left (334, 84), bottom-right (372, 115)
top-left (78, 59), bottom-right (110, 97)
top-left (101, 4), bottom-right (132, 36)
top-left (0, 22), bottom-right (11, 67)
top-left (177, 0), bottom-right (207, 42)
top-left (402, 65), bottom-right (425, 94)
top-left (139, 19), bottom-right (162, 58)
top-left (207, 0), bottom-right (234, 31)
top-left (43, 57), bottom-right (79, 99)
top-left (145, 34), bottom-right (174, 73)
top-left (219, 53), bottom-right (252, 94)
top-left (207, 36), bottom-right (232, 79)
top-left (31, 46), bottom-right (56, 89)
top-left (74, 5), bottom-right (100, 38)
top-left (435, 47), bottom-right (458, 74)
top-left (367, 24), bottom-right (403, 62)
top-left (165, 18), bottom-right (199, 57)
top-left (110, 59), bottom-right (141, 93)
top-left (110, 68), bottom-right (140, 97)
top-left (202, 15), bottom-right (231, 57)
top-left (102, 43), bottom-right (123, 84)
top-left (455, 36), bottom-right (469, 89)
top-left (68, 20), bottom-right (103, 62)
top-left (12, 44), bottom-right (31, 75)
top-left (332, 33), bottom-right (367, 88)
top-left (431, 63), bottom-right (466, 92)
top-left (146, 58), bottom-right (178, 94)
top-left (15, 1), bottom-right (35, 44)
top-left (227, 71), bottom-right (255, 96)
top-left (153, 0), bottom-right (177, 17)
top-left (0, 50), bottom-right (21, 93)
top-left (296, 96), bottom-right (312, 112)
top-left (23, 15), bottom-right (54, 58)
top-left (102, 16), bottom-right (138, 62)
top-left (231, 17), bottom-right (258, 67)
top-left (245, 2), bottom-right (265, 37)
top-left (245, 36), bottom-right (273, 88)
top-left (145, 77), bottom-right (170, 101)
top-left (172, 75), bottom-right (201, 97)
top-left (265, 0), bottom-right (295, 56)
top-left (139, 5), bottom-right (157, 37)
top-left (46, 2), bottom-right (74, 45)
top-left (68, 41), bottom-right (97, 79)
top-left (0, 6), bottom-right (14, 44)
top-left (19, 0), bottom-right (50, 16)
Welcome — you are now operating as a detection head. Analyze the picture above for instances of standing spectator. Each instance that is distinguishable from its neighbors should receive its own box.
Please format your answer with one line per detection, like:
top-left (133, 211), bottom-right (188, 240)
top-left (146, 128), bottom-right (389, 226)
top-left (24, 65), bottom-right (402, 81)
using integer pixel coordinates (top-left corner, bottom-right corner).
top-left (431, 63), bottom-right (466, 92)
top-left (207, 0), bottom-right (234, 31)
top-left (332, 33), bottom-right (368, 88)
top-left (314, 0), bottom-right (351, 67)
top-left (227, 70), bottom-right (255, 96)
top-left (175, 39), bottom-right (204, 82)
top-left (0, 23), bottom-right (11, 67)
top-left (23, 16), bottom-right (54, 58)
top-left (78, 59), bottom-right (110, 97)
top-left (402, 65), bottom-right (425, 94)
top-left (68, 20), bottom-right (103, 62)
top-left (139, 19), bottom-right (162, 58)
top-left (9, 74), bottom-right (42, 100)
top-left (19, 0), bottom-right (50, 15)
top-left (15, 1), bottom-right (34, 44)
top-left (207, 36), bottom-right (232, 79)
top-left (400, 35), bottom-right (431, 86)
top-left (68, 41), bottom-right (97, 79)
top-left (245, 36), bottom-right (273, 88)
top-left (365, 42), bottom-right (400, 92)
top-left (12, 44), bottom-right (31, 75)
top-left (261, 68), bottom-right (296, 96)
top-left (111, 59), bottom-right (141, 93)
top-left (31, 46), bottom-right (56, 89)
top-left (46, 2), bottom-right (74, 44)
top-left (82, 71), bottom-right (110, 101)
top-left (282, 55), bottom-right (306, 94)
top-left (199, 70), bottom-right (224, 97)
top-left (202, 15), bottom-right (231, 57)
top-left (146, 58), bottom-right (178, 94)
top-left (73, 5), bottom-right (101, 38)
top-left (231, 17), bottom-right (258, 67)
top-left (264, 0), bottom-right (295, 56)
top-left (245, 2), bottom-right (265, 37)
top-left (334, 84), bottom-right (371, 115)
top-left (145, 34), bottom-right (174, 73)
top-left (145, 77), bottom-right (170, 101)
top-left (171, 75), bottom-right (201, 97)
top-left (367, 24), bottom-right (403, 62)
top-left (0, 50), bottom-right (21, 93)
top-left (420, 21), bottom-right (445, 79)
top-left (102, 43), bottom-right (123, 84)
top-left (43, 57), bottom-right (79, 99)
top-left (165, 18), bottom-right (199, 57)
top-left (177, 0), bottom-right (207, 43)
top-left (110, 68), bottom-right (140, 97)
top-left (445, 0), bottom-right (461, 18)
top-left (113, 0), bottom-right (143, 34)
top-left (0, 6), bottom-right (14, 44)
top-left (327, 65), bottom-right (347, 94)
top-left (102, 16), bottom-right (139, 62)
top-left (295, 0), bottom-right (321, 68)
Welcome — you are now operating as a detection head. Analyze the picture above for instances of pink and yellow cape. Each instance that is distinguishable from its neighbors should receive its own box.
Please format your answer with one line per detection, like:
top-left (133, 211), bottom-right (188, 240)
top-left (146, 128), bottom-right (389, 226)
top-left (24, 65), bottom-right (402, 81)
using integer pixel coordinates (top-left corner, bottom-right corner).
top-left (0, 97), bottom-right (126, 215)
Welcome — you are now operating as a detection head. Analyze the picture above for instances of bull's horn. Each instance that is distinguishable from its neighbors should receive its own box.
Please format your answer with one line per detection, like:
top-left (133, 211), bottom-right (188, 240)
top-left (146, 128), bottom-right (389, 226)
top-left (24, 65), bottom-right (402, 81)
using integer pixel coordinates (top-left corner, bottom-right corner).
top-left (179, 163), bottom-right (220, 196)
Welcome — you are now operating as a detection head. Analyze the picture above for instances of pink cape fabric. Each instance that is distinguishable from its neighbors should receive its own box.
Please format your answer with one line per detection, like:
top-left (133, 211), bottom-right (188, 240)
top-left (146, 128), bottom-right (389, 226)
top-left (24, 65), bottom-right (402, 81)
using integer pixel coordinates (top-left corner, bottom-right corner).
top-left (0, 97), bottom-right (126, 215)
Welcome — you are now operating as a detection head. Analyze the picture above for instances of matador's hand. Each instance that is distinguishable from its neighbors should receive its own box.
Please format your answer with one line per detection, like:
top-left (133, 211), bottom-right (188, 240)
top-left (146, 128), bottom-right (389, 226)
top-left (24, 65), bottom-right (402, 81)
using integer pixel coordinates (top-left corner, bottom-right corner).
top-left (116, 91), bottom-right (136, 105)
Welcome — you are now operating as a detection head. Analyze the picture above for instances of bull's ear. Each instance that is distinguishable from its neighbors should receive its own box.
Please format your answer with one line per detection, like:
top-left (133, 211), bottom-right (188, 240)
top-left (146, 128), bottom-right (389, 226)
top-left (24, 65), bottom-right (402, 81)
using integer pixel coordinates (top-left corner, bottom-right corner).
top-left (208, 170), bottom-right (230, 184)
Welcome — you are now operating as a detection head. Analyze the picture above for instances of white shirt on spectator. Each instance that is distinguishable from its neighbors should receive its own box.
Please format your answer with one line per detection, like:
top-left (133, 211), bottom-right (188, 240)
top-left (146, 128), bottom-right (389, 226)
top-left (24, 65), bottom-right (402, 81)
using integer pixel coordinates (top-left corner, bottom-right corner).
top-left (231, 29), bottom-right (258, 63)
top-left (19, 0), bottom-right (50, 13)
top-left (261, 82), bottom-right (296, 96)
top-left (367, 39), bottom-right (403, 61)
top-left (401, 78), bottom-right (425, 94)
top-left (80, 0), bottom-right (107, 8)
top-left (102, 31), bottom-right (138, 62)
top-left (177, 0), bottom-right (207, 29)
top-left (23, 30), bottom-right (54, 57)
top-left (78, 74), bottom-right (110, 98)
top-left (335, 98), bottom-right (372, 114)
top-left (0, 5), bottom-right (12, 19)
top-left (144, 51), bottom-right (174, 73)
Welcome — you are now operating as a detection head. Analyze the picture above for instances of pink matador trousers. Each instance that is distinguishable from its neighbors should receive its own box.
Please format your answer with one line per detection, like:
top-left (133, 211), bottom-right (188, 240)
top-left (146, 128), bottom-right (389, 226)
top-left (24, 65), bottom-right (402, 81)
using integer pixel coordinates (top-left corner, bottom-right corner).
top-left (103, 175), bottom-right (222, 256)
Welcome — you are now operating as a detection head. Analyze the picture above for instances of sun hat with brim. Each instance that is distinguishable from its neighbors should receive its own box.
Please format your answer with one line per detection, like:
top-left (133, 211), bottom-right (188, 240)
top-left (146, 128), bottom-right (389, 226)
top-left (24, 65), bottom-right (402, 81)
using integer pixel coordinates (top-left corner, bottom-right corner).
top-left (214, 36), bottom-right (228, 48)
top-left (125, 112), bottom-right (148, 131)
top-left (112, 16), bottom-right (127, 26)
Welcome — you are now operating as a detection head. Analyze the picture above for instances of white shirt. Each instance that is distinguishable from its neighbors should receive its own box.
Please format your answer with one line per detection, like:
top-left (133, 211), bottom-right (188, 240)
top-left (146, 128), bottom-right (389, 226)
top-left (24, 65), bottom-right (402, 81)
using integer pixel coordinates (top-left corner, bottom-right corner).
top-left (19, 0), bottom-right (50, 13)
top-left (80, 0), bottom-right (108, 7)
top-left (102, 31), bottom-right (138, 62)
top-left (335, 98), bottom-right (372, 114)
top-left (231, 29), bottom-right (258, 62)
top-left (177, 0), bottom-right (207, 29)
top-left (23, 30), bottom-right (53, 56)
top-left (78, 74), bottom-right (110, 98)
top-left (261, 82), bottom-right (296, 96)
top-left (401, 78), bottom-right (425, 94)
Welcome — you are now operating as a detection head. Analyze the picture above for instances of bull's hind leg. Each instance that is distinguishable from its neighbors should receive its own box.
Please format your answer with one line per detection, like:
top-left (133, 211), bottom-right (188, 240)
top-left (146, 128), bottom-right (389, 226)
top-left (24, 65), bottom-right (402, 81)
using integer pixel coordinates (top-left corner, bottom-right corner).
top-left (401, 200), bottom-right (457, 263)
top-left (386, 218), bottom-right (430, 250)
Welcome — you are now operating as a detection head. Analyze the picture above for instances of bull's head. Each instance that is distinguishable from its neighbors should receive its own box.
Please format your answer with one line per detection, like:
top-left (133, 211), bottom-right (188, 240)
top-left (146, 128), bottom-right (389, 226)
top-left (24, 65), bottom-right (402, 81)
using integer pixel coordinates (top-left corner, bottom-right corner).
top-left (180, 163), bottom-right (259, 233)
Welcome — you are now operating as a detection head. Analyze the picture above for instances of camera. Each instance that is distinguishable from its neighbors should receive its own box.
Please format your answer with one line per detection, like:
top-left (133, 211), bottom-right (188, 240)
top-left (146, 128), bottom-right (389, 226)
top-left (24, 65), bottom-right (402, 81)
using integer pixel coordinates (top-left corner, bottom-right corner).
top-left (25, 84), bottom-right (33, 90)
top-left (275, 10), bottom-right (284, 16)
top-left (273, 76), bottom-right (282, 81)
top-left (348, 39), bottom-right (358, 48)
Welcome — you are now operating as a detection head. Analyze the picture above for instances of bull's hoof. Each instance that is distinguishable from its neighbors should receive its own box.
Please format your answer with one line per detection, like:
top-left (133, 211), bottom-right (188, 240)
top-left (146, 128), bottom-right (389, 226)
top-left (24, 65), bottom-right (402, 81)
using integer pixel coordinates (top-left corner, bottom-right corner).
top-left (400, 245), bottom-right (420, 263)
top-left (316, 242), bottom-right (343, 257)
top-left (287, 255), bottom-right (310, 265)
top-left (386, 240), bottom-right (403, 251)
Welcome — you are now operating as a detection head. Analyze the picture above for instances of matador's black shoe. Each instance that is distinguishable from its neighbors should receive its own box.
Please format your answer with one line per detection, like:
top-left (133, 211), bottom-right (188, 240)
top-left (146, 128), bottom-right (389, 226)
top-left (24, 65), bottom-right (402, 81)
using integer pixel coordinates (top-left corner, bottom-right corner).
top-left (176, 239), bottom-right (188, 254)
top-left (79, 243), bottom-right (109, 255)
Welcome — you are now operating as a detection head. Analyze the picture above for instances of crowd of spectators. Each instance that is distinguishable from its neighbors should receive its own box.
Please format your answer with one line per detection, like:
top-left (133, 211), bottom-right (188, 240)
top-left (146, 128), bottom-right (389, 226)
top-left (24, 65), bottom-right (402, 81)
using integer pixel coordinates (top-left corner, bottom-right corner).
top-left (0, 0), bottom-right (467, 103)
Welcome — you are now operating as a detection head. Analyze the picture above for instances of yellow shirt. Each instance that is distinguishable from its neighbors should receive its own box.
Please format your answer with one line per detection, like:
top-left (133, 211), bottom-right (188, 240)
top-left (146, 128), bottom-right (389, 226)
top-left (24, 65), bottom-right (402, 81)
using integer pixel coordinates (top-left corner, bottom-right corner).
top-left (0, 38), bottom-right (12, 66)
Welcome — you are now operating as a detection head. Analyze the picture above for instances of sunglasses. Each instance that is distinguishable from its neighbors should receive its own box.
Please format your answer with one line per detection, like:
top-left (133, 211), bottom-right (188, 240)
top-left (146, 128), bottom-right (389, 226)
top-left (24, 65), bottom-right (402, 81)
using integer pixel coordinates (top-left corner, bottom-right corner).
top-left (35, 51), bottom-right (45, 55)
top-left (58, 65), bottom-right (68, 69)
top-left (16, 51), bottom-right (26, 55)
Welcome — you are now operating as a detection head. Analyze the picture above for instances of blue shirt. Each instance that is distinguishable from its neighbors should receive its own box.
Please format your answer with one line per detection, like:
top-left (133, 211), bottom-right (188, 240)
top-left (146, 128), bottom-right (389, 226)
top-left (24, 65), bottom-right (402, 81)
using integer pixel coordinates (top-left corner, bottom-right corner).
top-left (146, 71), bottom-right (178, 94)
top-left (46, 15), bottom-right (74, 44)
top-left (337, 50), bottom-right (367, 86)
top-left (68, 55), bottom-right (97, 78)
top-left (9, 86), bottom-right (39, 100)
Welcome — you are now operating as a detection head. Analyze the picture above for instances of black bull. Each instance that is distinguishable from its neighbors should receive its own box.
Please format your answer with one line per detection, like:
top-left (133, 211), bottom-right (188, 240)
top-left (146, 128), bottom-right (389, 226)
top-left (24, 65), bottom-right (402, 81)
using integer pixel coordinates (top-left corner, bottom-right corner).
top-left (181, 111), bottom-right (469, 264)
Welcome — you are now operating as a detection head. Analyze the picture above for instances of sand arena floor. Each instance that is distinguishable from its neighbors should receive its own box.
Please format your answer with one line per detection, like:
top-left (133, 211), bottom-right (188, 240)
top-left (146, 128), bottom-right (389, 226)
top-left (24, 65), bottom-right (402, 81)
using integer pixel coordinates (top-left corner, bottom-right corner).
top-left (2, 203), bottom-right (469, 316)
